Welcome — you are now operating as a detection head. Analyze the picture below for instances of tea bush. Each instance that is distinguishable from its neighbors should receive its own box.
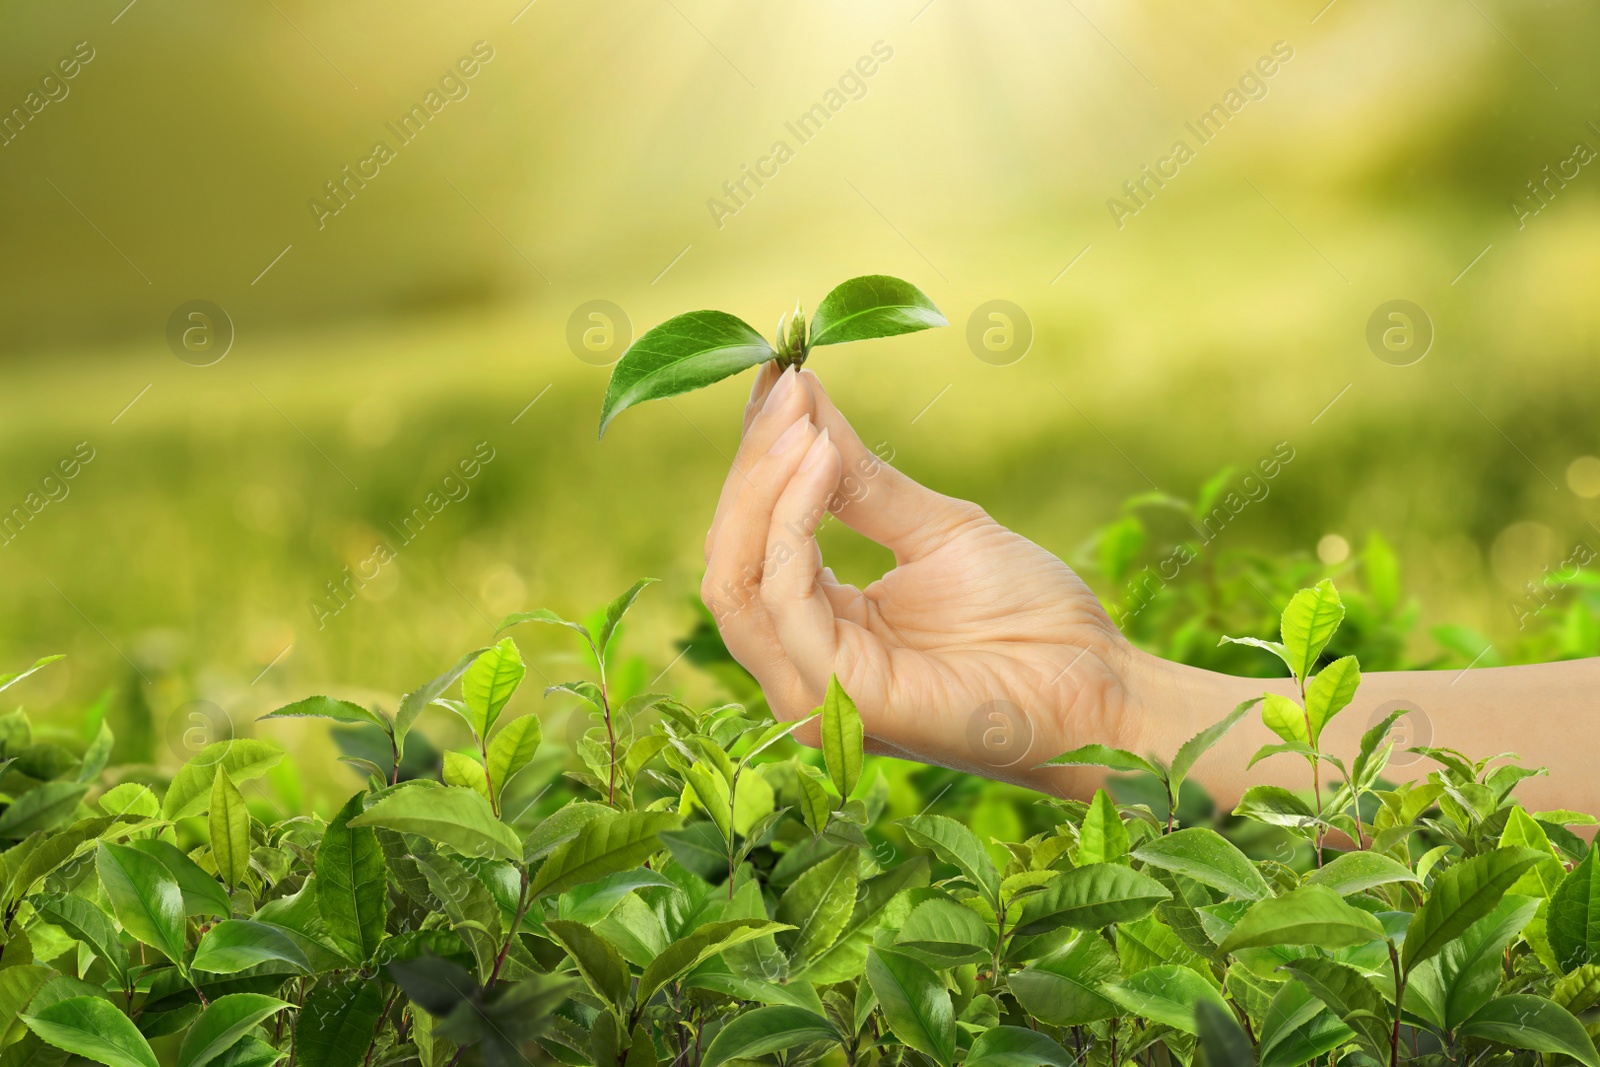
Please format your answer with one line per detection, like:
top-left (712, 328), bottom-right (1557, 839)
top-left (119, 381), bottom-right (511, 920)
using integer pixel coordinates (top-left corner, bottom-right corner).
top-left (0, 574), bottom-right (1597, 1067)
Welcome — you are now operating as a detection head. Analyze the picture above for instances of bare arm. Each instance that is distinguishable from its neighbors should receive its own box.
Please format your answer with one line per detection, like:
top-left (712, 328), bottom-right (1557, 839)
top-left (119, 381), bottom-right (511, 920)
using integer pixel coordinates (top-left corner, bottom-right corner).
top-left (703, 365), bottom-right (1598, 813)
top-left (1122, 652), bottom-right (1600, 813)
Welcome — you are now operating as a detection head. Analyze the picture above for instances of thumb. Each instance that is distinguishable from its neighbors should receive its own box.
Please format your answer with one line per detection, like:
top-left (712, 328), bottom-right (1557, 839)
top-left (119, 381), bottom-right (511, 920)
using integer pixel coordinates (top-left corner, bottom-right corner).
top-left (799, 369), bottom-right (986, 563)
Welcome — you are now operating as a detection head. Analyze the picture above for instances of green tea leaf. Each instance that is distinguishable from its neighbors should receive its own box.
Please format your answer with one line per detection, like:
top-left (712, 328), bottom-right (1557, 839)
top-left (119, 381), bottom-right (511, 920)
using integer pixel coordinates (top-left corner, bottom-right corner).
top-left (776, 847), bottom-right (858, 963)
top-left (599, 578), bottom-right (658, 658)
top-left (257, 696), bottom-right (386, 732)
top-left (192, 921), bottom-right (311, 975)
top-left (1550, 844), bottom-right (1600, 971)
top-left (0, 783), bottom-right (90, 839)
top-left (0, 657), bottom-right (63, 695)
top-left (685, 765), bottom-right (732, 842)
top-left (1232, 785), bottom-right (1317, 830)
top-left (208, 772), bottom-right (251, 889)
top-left (396, 648), bottom-right (488, 752)
top-left (1279, 579), bottom-right (1344, 685)
top-left (1426, 894), bottom-right (1539, 1029)
top-left (0, 966), bottom-right (53, 1043)
top-left (1039, 744), bottom-right (1163, 779)
top-left (350, 784), bottom-right (521, 863)
top-left (1257, 978), bottom-right (1352, 1067)
top-left (1304, 656), bottom-right (1359, 744)
top-left (1259, 693), bottom-right (1311, 747)
top-left (796, 772), bottom-right (830, 836)
top-left (1219, 636), bottom-right (1296, 679)
top-left (1279, 957), bottom-right (1392, 1064)
top-left (543, 919), bottom-right (630, 1009)
top-left (76, 720), bottom-right (114, 784)
top-left (1102, 964), bottom-right (1230, 1034)
top-left (1458, 994), bottom-right (1600, 1066)
top-left (294, 977), bottom-right (384, 1067)
top-left (963, 1026), bottom-right (1077, 1067)
top-left (207, 1038), bottom-right (284, 1067)
top-left (485, 716), bottom-right (542, 805)
top-left (1008, 932), bottom-right (1121, 1027)
top-left (739, 713), bottom-right (819, 767)
top-left (701, 1006), bottom-right (840, 1067)
top-left (658, 820), bottom-right (728, 883)
top-left (894, 897), bottom-right (992, 967)
top-left (163, 740), bottom-right (283, 821)
top-left (1077, 789), bottom-right (1129, 866)
top-left (99, 783), bottom-right (159, 819)
top-left (635, 919), bottom-right (790, 1009)
top-left (316, 793), bottom-right (388, 965)
top-left (177, 994), bottom-right (292, 1067)
top-left (820, 675), bottom-right (862, 802)
top-left (460, 637), bottom-right (524, 742)
top-left (441, 751), bottom-right (490, 801)
top-left (1218, 885), bottom-right (1384, 954)
top-left (530, 809), bottom-right (680, 898)
top-left (1304, 850), bottom-right (1421, 897)
top-left (599, 310), bottom-right (774, 437)
top-left (1194, 1000), bottom-right (1254, 1067)
top-left (559, 869), bottom-right (675, 927)
top-left (1403, 846), bottom-right (1542, 973)
top-left (35, 894), bottom-right (127, 983)
top-left (1133, 827), bottom-right (1272, 901)
top-left (128, 839), bottom-right (233, 919)
top-left (1498, 807), bottom-right (1565, 897)
top-left (96, 842), bottom-right (186, 965)
top-left (865, 948), bottom-right (955, 1067)
top-left (808, 275), bottom-right (947, 348)
top-left (793, 857), bottom-right (930, 984)
top-left (900, 813), bottom-right (1000, 905)
top-left (1169, 699), bottom-right (1260, 803)
top-left (22, 996), bottom-right (158, 1067)
top-left (1011, 864), bottom-right (1170, 936)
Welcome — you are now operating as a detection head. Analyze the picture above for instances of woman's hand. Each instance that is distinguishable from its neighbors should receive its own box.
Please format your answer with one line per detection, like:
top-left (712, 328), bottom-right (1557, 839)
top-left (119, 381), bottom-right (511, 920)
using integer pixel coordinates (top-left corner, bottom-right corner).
top-left (701, 365), bottom-right (1155, 792)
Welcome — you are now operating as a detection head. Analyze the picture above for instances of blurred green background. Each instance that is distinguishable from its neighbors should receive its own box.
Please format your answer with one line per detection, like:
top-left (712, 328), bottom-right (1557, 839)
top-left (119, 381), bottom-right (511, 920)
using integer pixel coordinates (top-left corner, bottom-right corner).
top-left (3, 0), bottom-right (1599, 810)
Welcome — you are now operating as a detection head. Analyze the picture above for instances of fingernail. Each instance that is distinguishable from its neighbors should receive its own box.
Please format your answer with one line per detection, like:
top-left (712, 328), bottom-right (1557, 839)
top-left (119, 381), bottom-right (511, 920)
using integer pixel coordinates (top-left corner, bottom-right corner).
top-left (769, 414), bottom-right (809, 455)
top-left (762, 367), bottom-right (797, 415)
top-left (820, 566), bottom-right (838, 585)
top-left (800, 427), bottom-right (831, 472)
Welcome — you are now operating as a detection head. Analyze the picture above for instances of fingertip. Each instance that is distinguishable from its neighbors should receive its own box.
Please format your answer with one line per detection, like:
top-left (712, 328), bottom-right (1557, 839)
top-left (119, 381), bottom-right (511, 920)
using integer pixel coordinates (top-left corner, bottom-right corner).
top-left (800, 426), bottom-right (834, 473)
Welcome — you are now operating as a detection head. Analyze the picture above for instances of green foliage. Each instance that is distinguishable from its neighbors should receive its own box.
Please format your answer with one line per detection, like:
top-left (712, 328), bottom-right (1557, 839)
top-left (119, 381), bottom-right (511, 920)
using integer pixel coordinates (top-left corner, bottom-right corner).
top-left (0, 577), bottom-right (1595, 1067)
top-left (597, 275), bottom-right (945, 436)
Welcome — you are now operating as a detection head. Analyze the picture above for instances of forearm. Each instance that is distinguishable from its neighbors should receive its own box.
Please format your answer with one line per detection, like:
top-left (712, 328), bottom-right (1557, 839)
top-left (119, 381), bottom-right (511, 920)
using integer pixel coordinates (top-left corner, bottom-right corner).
top-left (1130, 651), bottom-right (1600, 814)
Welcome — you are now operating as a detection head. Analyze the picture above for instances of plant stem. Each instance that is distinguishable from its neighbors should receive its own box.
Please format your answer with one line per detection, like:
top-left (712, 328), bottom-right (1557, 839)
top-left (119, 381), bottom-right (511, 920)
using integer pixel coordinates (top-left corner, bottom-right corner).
top-left (480, 738), bottom-right (498, 817)
top-left (1301, 679), bottom-right (1324, 867)
top-left (1387, 940), bottom-right (1405, 1067)
top-left (363, 989), bottom-right (401, 1067)
top-left (488, 867), bottom-right (532, 989)
top-left (728, 768), bottom-right (741, 899)
top-left (598, 651), bottom-right (618, 807)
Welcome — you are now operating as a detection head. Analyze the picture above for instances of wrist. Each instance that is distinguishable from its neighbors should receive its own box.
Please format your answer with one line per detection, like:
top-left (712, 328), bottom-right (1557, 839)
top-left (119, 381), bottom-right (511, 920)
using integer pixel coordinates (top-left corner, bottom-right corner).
top-left (1122, 649), bottom-right (1261, 765)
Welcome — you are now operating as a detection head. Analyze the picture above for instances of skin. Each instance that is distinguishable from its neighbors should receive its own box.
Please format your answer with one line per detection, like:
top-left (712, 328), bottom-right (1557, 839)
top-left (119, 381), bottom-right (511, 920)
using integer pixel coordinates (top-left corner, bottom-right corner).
top-left (702, 365), bottom-right (1600, 815)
